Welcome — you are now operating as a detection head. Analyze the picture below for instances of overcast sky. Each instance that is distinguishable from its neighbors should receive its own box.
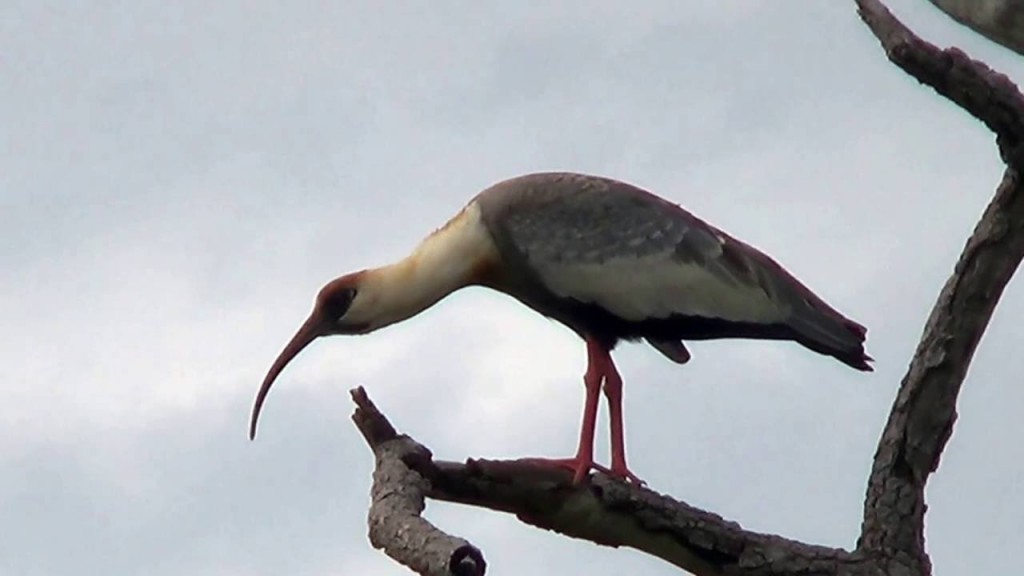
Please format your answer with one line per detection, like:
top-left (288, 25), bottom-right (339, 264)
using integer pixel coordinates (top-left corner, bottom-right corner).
top-left (3, 1), bottom-right (1023, 575)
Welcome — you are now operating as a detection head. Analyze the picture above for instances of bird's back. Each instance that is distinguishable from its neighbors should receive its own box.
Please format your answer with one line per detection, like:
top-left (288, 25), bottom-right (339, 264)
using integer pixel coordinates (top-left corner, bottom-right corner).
top-left (473, 172), bottom-right (871, 371)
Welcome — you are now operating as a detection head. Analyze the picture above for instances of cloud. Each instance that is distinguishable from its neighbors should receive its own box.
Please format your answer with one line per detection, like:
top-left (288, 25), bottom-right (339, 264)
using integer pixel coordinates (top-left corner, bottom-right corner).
top-left (3, 1), bottom-right (1024, 574)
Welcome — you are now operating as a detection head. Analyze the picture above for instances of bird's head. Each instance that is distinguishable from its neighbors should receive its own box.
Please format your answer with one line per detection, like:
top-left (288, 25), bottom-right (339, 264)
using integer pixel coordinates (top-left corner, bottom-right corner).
top-left (248, 225), bottom-right (480, 439)
top-left (248, 271), bottom-right (377, 440)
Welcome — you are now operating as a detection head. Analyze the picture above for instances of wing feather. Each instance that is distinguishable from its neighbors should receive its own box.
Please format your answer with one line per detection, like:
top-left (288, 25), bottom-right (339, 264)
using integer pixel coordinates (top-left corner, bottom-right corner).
top-left (476, 172), bottom-right (792, 324)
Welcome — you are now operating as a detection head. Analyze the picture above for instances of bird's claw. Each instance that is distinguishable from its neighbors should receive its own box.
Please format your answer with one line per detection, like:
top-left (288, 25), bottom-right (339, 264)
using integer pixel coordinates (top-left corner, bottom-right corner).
top-left (518, 457), bottom-right (646, 486)
top-left (609, 466), bottom-right (646, 487)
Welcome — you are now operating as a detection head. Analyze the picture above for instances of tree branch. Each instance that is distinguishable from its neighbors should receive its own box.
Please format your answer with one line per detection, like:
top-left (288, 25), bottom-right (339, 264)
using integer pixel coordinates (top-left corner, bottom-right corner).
top-left (858, 167), bottom-right (1024, 570)
top-left (351, 388), bottom-right (487, 576)
top-left (351, 386), bottom-right (878, 576)
top-left (857, 0), bottom-right (1024, 163)
top-left (855, 0), bottom-right (1024, 571)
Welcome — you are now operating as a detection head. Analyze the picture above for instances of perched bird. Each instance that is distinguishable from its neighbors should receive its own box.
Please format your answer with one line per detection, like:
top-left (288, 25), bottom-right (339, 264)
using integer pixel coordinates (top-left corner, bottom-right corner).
top-left (250, 172), bottom-right (872, 484)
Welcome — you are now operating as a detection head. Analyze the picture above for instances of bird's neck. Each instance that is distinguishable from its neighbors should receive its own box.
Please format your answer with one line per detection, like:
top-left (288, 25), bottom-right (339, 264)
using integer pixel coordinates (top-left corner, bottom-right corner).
top-left (360, 202), bottom-right (498, 331)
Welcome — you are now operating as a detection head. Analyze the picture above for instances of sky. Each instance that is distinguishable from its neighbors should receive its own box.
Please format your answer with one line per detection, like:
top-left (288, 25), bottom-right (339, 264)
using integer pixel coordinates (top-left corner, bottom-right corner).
top-left (3, 1), bottom-right (1023, 575)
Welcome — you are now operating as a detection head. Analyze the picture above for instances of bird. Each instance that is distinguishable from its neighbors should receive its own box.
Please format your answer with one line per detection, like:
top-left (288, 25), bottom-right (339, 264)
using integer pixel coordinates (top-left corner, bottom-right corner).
top-left (249, 171), bottom-right (872, 484)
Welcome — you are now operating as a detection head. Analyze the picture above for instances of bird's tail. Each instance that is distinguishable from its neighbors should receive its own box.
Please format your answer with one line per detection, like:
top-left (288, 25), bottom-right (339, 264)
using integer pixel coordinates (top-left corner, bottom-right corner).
top-left (786, 303), bottom-right (873, 371)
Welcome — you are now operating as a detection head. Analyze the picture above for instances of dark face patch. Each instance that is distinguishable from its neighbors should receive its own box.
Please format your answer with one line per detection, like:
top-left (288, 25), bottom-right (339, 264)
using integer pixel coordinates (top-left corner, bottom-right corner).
top-left (320, 287), bottom-right (357, 321)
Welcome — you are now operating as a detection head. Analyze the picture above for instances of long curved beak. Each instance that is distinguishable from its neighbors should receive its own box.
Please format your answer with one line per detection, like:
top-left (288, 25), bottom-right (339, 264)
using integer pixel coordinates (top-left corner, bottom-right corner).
top-left (248, 312), bottom-right (325, 440)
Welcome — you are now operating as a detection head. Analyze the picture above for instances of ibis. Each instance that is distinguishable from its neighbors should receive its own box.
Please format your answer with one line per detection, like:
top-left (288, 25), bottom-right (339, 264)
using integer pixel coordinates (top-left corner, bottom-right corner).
top-left (250, 172), bottom-right (872, 484)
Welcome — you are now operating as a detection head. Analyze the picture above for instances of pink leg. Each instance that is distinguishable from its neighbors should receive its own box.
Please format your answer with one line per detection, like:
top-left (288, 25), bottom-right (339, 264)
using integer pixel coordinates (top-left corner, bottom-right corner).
top-left (602, 356), bottom-right (644, 485)
top-left (521, 338), bottom-right (644, 485)
top-left (521, 338), bottom-right (604, 483)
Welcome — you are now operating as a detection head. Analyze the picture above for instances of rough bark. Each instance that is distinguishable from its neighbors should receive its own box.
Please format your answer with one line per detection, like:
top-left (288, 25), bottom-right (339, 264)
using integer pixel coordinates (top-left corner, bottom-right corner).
top-left (926, 0), bottom-right (1024, 56)
top-left (855, 166), bottom-right (1024, 575)
top-left (855, 2), bottom-right (1024, 574)
top-left (351, 388), bottom-right (487, 576)
top-left (353, 386), bottom-right (880, 576)
top-left (349, 2), bottom-right (1024, 575)
top-left (857, 0), bottom-right (1024, 156)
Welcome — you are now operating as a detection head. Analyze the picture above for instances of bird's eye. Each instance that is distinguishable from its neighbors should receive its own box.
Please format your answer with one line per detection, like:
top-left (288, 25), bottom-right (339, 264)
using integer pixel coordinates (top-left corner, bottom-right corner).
top-left (322, 287), bottom-right (357, 320)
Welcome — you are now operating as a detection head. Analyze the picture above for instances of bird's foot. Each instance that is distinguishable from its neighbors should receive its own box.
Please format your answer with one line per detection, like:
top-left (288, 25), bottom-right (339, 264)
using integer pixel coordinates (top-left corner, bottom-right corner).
top-left (518, 457), bottom-right (645, 485)
top-left (608, 462), bottom-right (646, 487)
top-left (517, 456), bottom-right (595, 484)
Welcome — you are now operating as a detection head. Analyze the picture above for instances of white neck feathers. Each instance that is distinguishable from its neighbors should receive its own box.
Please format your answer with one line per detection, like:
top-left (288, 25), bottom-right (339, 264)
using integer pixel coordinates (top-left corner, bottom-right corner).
top-left (349, 201), bottom-right (498, 331)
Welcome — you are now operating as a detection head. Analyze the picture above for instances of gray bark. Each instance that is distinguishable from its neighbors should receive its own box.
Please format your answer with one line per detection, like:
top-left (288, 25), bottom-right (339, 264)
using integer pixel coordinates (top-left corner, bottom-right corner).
top-left (351, 388), bottom-right (486, 576)
top-left (350, 2), bottom-right (1024, 574)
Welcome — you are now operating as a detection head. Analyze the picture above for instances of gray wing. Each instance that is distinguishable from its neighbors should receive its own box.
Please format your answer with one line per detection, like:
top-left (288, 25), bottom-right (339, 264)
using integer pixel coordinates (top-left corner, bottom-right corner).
top-left (475, 172), bottom-right (795, 325)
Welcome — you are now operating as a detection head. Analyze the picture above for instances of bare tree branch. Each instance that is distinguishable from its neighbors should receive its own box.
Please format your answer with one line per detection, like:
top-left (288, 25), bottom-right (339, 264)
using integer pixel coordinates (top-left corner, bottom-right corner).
top-left (351, 386), bottom-right (880, 576)
top-left (855, 0), bottom-right (1024, 572)
top-left (857, 167), bottom-right (1024, 571)
top-left (351, 388), bottom-right (487, 576)
top-left (347, 3), bottom-right (1024, 574)
top-left (926, 0), bottom-right (1024, 56)
top-left (857, 0), bottom-right (1024, 162)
